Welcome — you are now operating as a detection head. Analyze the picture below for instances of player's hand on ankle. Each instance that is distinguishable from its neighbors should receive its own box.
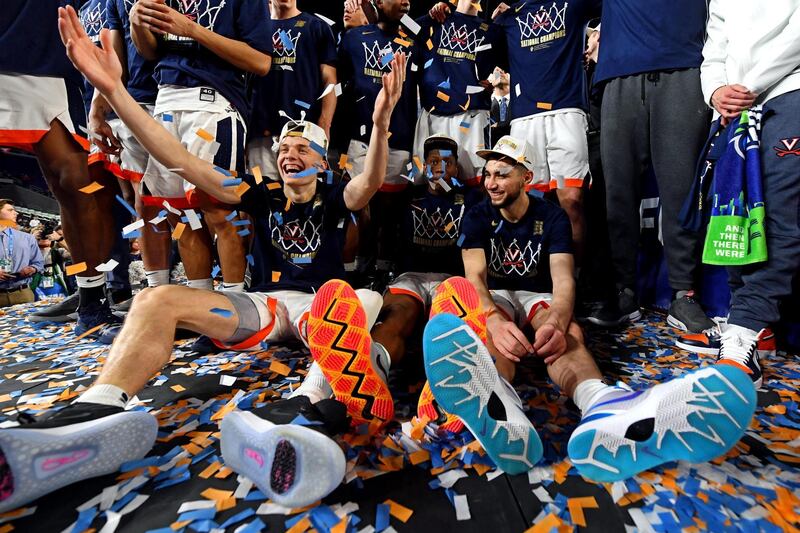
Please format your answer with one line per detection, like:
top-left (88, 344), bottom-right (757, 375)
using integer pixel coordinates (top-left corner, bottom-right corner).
top-left (492, 321), bottom-right (534, 363)
top-left (533, 323), bottom-right (566, 364)
top-left (58, 7), bottom-right (124, 96)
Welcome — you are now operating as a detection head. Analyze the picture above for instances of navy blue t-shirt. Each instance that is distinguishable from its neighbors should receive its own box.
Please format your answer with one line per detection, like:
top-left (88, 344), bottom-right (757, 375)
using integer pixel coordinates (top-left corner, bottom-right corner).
top-left (107, 0), bottom-right (159, 104)
top-left (338, 24), bottom-right (419, 152)
top-left (399, 185), bottom-right (483, 275)
top-left (79, 0), bottom-right (111, 116)
top-left (0, 0), bottom-right (83, 85)
top-left (237, 177), bottom-right (351, 293)
top-left (460, 195), bottom-right (572, 292)
top-left (416, 12), bottom-right (500, 115)
top-left (154, 0), bottom-right (272, 118)
top-left (594, 0), bottom-right (707, 85)
top-left (494, 0), bottom-right (600, 119)
top-left (249, 13), bottom-right (337, 139)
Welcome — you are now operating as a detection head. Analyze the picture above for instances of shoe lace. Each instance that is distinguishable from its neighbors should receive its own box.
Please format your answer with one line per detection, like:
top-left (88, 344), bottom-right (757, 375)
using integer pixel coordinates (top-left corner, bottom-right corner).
top-left (719, 331), bottom-right (755, 366)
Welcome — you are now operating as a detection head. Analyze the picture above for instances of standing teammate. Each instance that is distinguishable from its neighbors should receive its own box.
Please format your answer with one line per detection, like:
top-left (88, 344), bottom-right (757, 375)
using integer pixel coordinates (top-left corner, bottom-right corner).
top-left (421, 135), bottom-right (759, 479)
top-left (130, 0), bottom-right (272, 292)
top-left (490, 0), bottom-right (601, 265)
top-left (413, 0), bottom-right (501, 184)
top-left (0, 11), bottom-right (406, 512)
top-left (247, 0), bottom-right (338, 182)
top-left (0, 1), bottom-right (122, 336)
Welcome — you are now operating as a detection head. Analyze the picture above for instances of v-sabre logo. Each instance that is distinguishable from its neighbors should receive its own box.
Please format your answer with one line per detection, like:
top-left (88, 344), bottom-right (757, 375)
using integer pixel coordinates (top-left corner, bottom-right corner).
top-left (34, 447), bottom-right (97, 480)
top-left (774, 137), bottom-right (800, 157)
top-left (80, 2), bottom-right (107, 42)
top-left (516, 1), bottom-right (567, 48)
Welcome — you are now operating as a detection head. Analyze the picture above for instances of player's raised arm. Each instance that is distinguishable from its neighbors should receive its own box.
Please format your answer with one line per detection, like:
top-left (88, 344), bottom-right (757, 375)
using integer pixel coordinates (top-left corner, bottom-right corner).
top-left (343, 52), bottom-right (406, 211)
top-left (58, 6), bottom-right (243, 205)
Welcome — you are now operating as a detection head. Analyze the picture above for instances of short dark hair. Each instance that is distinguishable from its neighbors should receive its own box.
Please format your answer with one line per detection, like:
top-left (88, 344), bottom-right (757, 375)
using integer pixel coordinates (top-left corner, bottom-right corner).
top-left (0, 199), bottom-right (14, 211)
top-left (424, 137), bottom-right (459, 160)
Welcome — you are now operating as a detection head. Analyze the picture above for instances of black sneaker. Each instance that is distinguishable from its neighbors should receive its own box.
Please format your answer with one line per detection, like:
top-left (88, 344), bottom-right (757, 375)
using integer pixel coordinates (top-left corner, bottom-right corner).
top-left (667, 292), bottom-right (715, 333)
top-left (188, 335), bottom-right (222, 354)
top-left (585, 288), bottom-right (641, 327)
top-left (718, 325), bottom-right (763, 389)
top-left (111, 297), bottom-right (133, 318)
top-left (29, 292), bottom-right (79, 323)
top-left (251, 396), bottom-right (349, 438)
top-left (220, 397), bottom-right (348, 508)
top-left (0, 402), bottom-right (157, 513)
top-left (75, 302), bottom-right (122, 339)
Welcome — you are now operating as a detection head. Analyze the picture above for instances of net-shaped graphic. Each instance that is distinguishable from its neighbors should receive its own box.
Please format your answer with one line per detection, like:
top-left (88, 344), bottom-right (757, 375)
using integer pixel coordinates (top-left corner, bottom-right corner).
top-left (170, 0), bottom-right (225, 30)
top-left (516, 1), bottom-right (567, 40)
top-left (271, 218), bottom-right (322, 255)
top-left (490, 238), bottom-right (541, 277)
top-left (81, 3), bottom-right (107, 38)
top-left (273, 29), bottom-right (302, 58)
top-left (362, 41), bottom-right (407, 70)
top-left (412, 206), bottom-right (464, 241)
top-left (439, 23), bottom-right (486, 53)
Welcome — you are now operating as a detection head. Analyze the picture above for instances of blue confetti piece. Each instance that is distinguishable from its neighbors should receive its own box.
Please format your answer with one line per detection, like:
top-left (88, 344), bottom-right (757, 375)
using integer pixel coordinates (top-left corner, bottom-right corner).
top-left (279, 30), bottom-right (294, 51)
top-left (220, 508), bottom-right (256, 529)
top-left (309, 141), bottom-right (326, 156)
top-left (187, 519), bottom-right (218, 533)
top-left (494, 220), bottom-right (504, 234)
top-left (294, 99), bottom-right (311, 110)
top-left (232, 219), bottom-right (250, 226)
top-left (324, 170), bottom-right (334, 184)
top-left (375, 504), bottom-right (390, 532)
top-left (211, 265), bottom-right (221, 278)
top-left (123, 229), bottom-right (141, 239)
top-left (224, 210), bottom-right (238, 221)
top-left (309, 506), bottom-right (341, 531)
top-left (210, 307), bottom-right (233, 318)
top-left (438, 149), bottom-right (452, 157)
top-left (237, 228), bottom-right (251, 237)
top-left (244, 489), bottom-right (266, 501)
top-left (285, 512), bottom-right (309, 530)
top-left (292, 256), bottom-right (312, 264)
top-left (222, 178), bottom-right (242, 187)
top-left (381, 52), bottom-right (394, 67)
top-left (237, 518), bottom-right (266, 533)
top-left (273, 212), bottom-right (283, 224)
top-left (115, 194), bottom-right (138, 217)
top-left (162, 114), bottom-right (173, 122)
top-left (457, 234), bottom-right (466, 247)
top-left (438, 77), bottom-right (451, 89)
top-left (72, 508), bottom-right (98, 533)
top-left (213, 166), bottom-right (232, 176)
top-left (290, 413), bottom-right (325, 426)
top-left (178, 508), bottom-right (217, 522)
top-left (350, 212), bottom-right (357, 225)
top-left (424, 58), bottom-right (434, 69)
top-left (459, 121), bottom-right (470, 128)
top-left (153, 469), bottom-right (190, 490)
top-left (291, 167), bottom-right (318, 178)
top-left (246, 254), bottom-right (254, 266)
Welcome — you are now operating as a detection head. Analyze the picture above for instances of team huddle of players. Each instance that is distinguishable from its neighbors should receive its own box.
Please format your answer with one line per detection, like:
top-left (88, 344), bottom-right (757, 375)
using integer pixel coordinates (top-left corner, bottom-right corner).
top-left (0, 0), bottom-right (763, 517)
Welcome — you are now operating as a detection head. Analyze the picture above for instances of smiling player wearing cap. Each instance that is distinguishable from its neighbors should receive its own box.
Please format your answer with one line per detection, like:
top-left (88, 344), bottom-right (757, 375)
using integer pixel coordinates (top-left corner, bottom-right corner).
top-left (419, 134), bottom-right (760, 480)
top-left (0, 10), bottom-right (407, 513)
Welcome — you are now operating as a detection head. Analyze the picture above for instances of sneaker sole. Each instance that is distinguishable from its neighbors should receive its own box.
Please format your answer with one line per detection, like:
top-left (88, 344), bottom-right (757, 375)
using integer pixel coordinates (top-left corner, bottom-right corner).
top-left (220, 411), bottom-right (345, 508)
top-left (585, 309), bottom-right (641, 328)
top-left (423, 314), bottom-right (542, 475)
top-left (568, 365), bottom-right (756, 482)
top-left (307, 280), bottom-right (394, 428)
top-left (674, 338), bottom-right (720, 357)
top-left (0, 411), bottom-right (157, 513)
top-left (28, 312), bottom-right (78, 323)
top-left (666, 314), bottom-right (689, 332)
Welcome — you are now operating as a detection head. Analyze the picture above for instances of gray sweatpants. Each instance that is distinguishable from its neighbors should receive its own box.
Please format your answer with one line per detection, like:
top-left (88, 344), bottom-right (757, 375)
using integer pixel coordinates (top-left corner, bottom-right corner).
top-left (728, 89), bottom-right (800, 331)
top-left (601, 68), bottom-right (711, 291)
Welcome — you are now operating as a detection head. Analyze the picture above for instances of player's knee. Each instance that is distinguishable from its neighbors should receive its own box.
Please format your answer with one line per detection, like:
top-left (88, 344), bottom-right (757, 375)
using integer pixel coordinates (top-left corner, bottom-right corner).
top-left (566, 320), bottom-right (584, 346)
top-left (131, 286), bottom-right (180, 315)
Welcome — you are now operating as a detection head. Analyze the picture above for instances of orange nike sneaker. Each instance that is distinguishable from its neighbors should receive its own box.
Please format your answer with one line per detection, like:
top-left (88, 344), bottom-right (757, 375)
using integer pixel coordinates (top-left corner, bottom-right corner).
top-left (307, 279), bottom-right (394, 429)
top-left (417, 276), bottom-right (487, 434)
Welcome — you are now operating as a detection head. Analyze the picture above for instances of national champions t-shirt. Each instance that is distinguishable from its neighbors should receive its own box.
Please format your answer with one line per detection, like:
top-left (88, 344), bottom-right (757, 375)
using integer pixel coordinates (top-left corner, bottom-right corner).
top-left (459, 195), bottom-right (572, 292)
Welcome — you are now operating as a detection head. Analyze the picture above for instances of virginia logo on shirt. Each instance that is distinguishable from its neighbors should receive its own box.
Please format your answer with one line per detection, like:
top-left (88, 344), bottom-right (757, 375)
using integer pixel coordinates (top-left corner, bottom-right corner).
top-left (270, 218), bottom-right (322, 259)
top-left (516, 2), bottom-right (567, 48)
top-left (437, 23), bottom-right (485, 61)
top-left (80, 2), bottom-right (108, 42)
top-left (774, 137), bottom-right (800, 157)
top-left (165, 0), bottom-right (225, 43)
top-left (362, 41), bottom-right (410, 81)
top-left (411, 204), bottom-right (465, 247)
top-left (272, 29), bottom-right (301, 65)
top-left (490, 238), bottom-right (541, 278)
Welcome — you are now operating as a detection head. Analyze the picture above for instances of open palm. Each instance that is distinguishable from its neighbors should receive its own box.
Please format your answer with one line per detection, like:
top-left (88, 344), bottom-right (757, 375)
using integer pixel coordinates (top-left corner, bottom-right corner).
top-left (58, 6), bottom-right (123, 95)
top-left (372, 53), bottom-right (407, 126)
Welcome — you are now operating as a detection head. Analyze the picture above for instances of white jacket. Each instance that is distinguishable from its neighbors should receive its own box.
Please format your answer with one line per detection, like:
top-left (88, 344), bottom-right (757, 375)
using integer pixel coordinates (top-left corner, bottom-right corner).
top-left (701, 0), bottom-right (800, 106)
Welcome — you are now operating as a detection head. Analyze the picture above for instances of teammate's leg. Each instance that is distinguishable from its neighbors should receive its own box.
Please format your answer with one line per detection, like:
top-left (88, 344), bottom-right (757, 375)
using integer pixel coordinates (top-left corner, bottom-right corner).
top-left (370, 291), bottom-right (423, 365)
top-left (203, 202), bottom-right (247, 291)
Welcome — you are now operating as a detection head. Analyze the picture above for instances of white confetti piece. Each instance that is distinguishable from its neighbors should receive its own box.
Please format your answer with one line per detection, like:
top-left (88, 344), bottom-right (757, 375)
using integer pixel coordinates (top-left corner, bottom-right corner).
top-left (401, 14), bottom-right (421, 34)
top-left (256, 502), bottom-right (294, 515)
top-left (437, 178), bottom-right (451, 192)
top-left (532, 486), bottom-right (553, 503)
top-left (122, 219), bottom-right (145, 236)
top-left (99, 485), bottom-right (119, 511)
top-left (475, 43), bottom-right (492, 52)
top-left (96, 259), bottom-right (119, 273)
top-left (119, 494), bottom-right (149, 516)
top-left (515, 83), bottom-right (521, 97)
top-left (360, 124), bottom-right (366, 136)
top-left (233, 477), bottom-right (254, 498)
top-left (486, 468), bottom-right (505, 481)
top-left (184, 209), bottom-right (203, 230)
top-left (178, 500), bottom-right (217, 514)
top-left (98, 511), bottom-right (121, 533)
top-left (220, 374), bottom-right (237, 386)
top-left (318, 84), bottom-right (335, 100)
top-left (162, 200), bottom-right (182, 215)
top-left (628, 508), bottom-right (657, 533)
top-left (466, 85), bottom-right (485, 94)
top-left (454, 494), bottom-right (471, 521)
top-left (438, 468), bottom-right (467, 488)
top-left (315, 12), bottom-right (335, 25)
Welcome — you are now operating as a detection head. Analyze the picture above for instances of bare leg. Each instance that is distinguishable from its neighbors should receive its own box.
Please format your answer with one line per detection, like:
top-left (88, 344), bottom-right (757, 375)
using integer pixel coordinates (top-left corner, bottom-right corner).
top-left (370, 292), bottom-right (422, 365)
top-left (137, 200), bottom-right (172, 273)
top-left (167, 212), bottom-right (214, 281)
top-left (555, 186), bottom-right (586, 267)
top-left (94, 286), bottom-right (262, 396)
top-left (33, 120), bottom-right (117, 278)
top-left (532, 309), bottom-right (602, 397)
top-left (203, 203), bottom-right (246, 285)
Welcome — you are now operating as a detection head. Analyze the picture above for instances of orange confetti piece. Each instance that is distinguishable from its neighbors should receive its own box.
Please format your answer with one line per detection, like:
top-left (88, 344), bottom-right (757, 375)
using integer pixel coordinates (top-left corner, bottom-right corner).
top-left (65, 262), bottom-right (87, 276)
top-left (79, 181), bottom-right (104, 194)
top-left (199, 461), bottom-right (221, 479)
top-left (459, 95), bottom-right (471, 111)
top-left (285, 199), bottom-right (292, 211)
top-left (0, 524), bottom-right (14, 533)
top-left (436, 91), bottom-right (450, 102)
top-left (286, 516), bottom-right (311, 533)
top-left (536, 102), bottom-right (553, 110)
top-left (409, 450), bottom-right (430, 465)
top-left (331, 517), bottom-right (348, 533)
top-left (171, 520), bottom-right (191, 531)
top-left (765, 404), bottom-right (787, 414)
top-left (525, 512), bottom-right (561, 533)
top-left (196, 128), bottom-right (214, 141)
top-left (201, 487), bottom-right (233, 501)
top-left (271, 271), bottom-right (281, 282)
top-left (567, 496), bottom-right (598, 527)
top-left (171, 384), bottom-right (185, 393)
top-left (393, 38), bottom-right (412, 47)
top-left (426, 39), bottom-right (433, 50)
top-left (338, 154), bottom-right (349, 170)
top-left (171, 222), bottom-right (186, 240)
top-left (235, 182), bottom-right (251, 197)
top-left (270, 360), bottom-right (292, 376)
top-left (217, 496), bottom-right (237, 512)
top-left (267, 182), bottom-right (282, 190)
top-left (252, 165), bottom-right (263, 184)
top-left (384, 499), bottom-right (413, 523)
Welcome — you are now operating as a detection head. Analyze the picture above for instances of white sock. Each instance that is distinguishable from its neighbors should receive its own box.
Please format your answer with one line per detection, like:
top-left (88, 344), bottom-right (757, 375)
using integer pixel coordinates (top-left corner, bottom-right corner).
top-left (291, 362), bottom-right (333, 403)
top-left (186, 278), bottom-right (213, 290)
top-left (75, 383), bottom-right (129, 408)
top-left (372, 342), bottom-right (391, 378)
top-left (76, 274), bottom-right (106, 289)
top-left (221, 281), bottom-right (245, 292)
top-left (145, 269), bottom-right (170, 288)
top-left (573, 379), bottom-right (620, 414)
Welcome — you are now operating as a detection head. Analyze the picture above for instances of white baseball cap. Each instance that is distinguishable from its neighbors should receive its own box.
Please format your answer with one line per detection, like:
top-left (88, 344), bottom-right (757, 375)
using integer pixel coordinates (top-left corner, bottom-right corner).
top-left (476, 135), bottom-right (534, 171)
top-left (277, 120), bottom-right (329, 154)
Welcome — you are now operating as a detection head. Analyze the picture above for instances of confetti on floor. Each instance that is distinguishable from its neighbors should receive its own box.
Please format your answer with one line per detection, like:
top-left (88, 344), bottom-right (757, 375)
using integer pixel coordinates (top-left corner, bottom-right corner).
top-left (0, 300), bottom-right (797, 532)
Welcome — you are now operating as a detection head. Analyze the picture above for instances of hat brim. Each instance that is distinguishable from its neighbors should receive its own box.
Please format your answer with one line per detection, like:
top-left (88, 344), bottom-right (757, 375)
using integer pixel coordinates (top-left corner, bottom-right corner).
top-left (476, 149), bottom-right (533, 171)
